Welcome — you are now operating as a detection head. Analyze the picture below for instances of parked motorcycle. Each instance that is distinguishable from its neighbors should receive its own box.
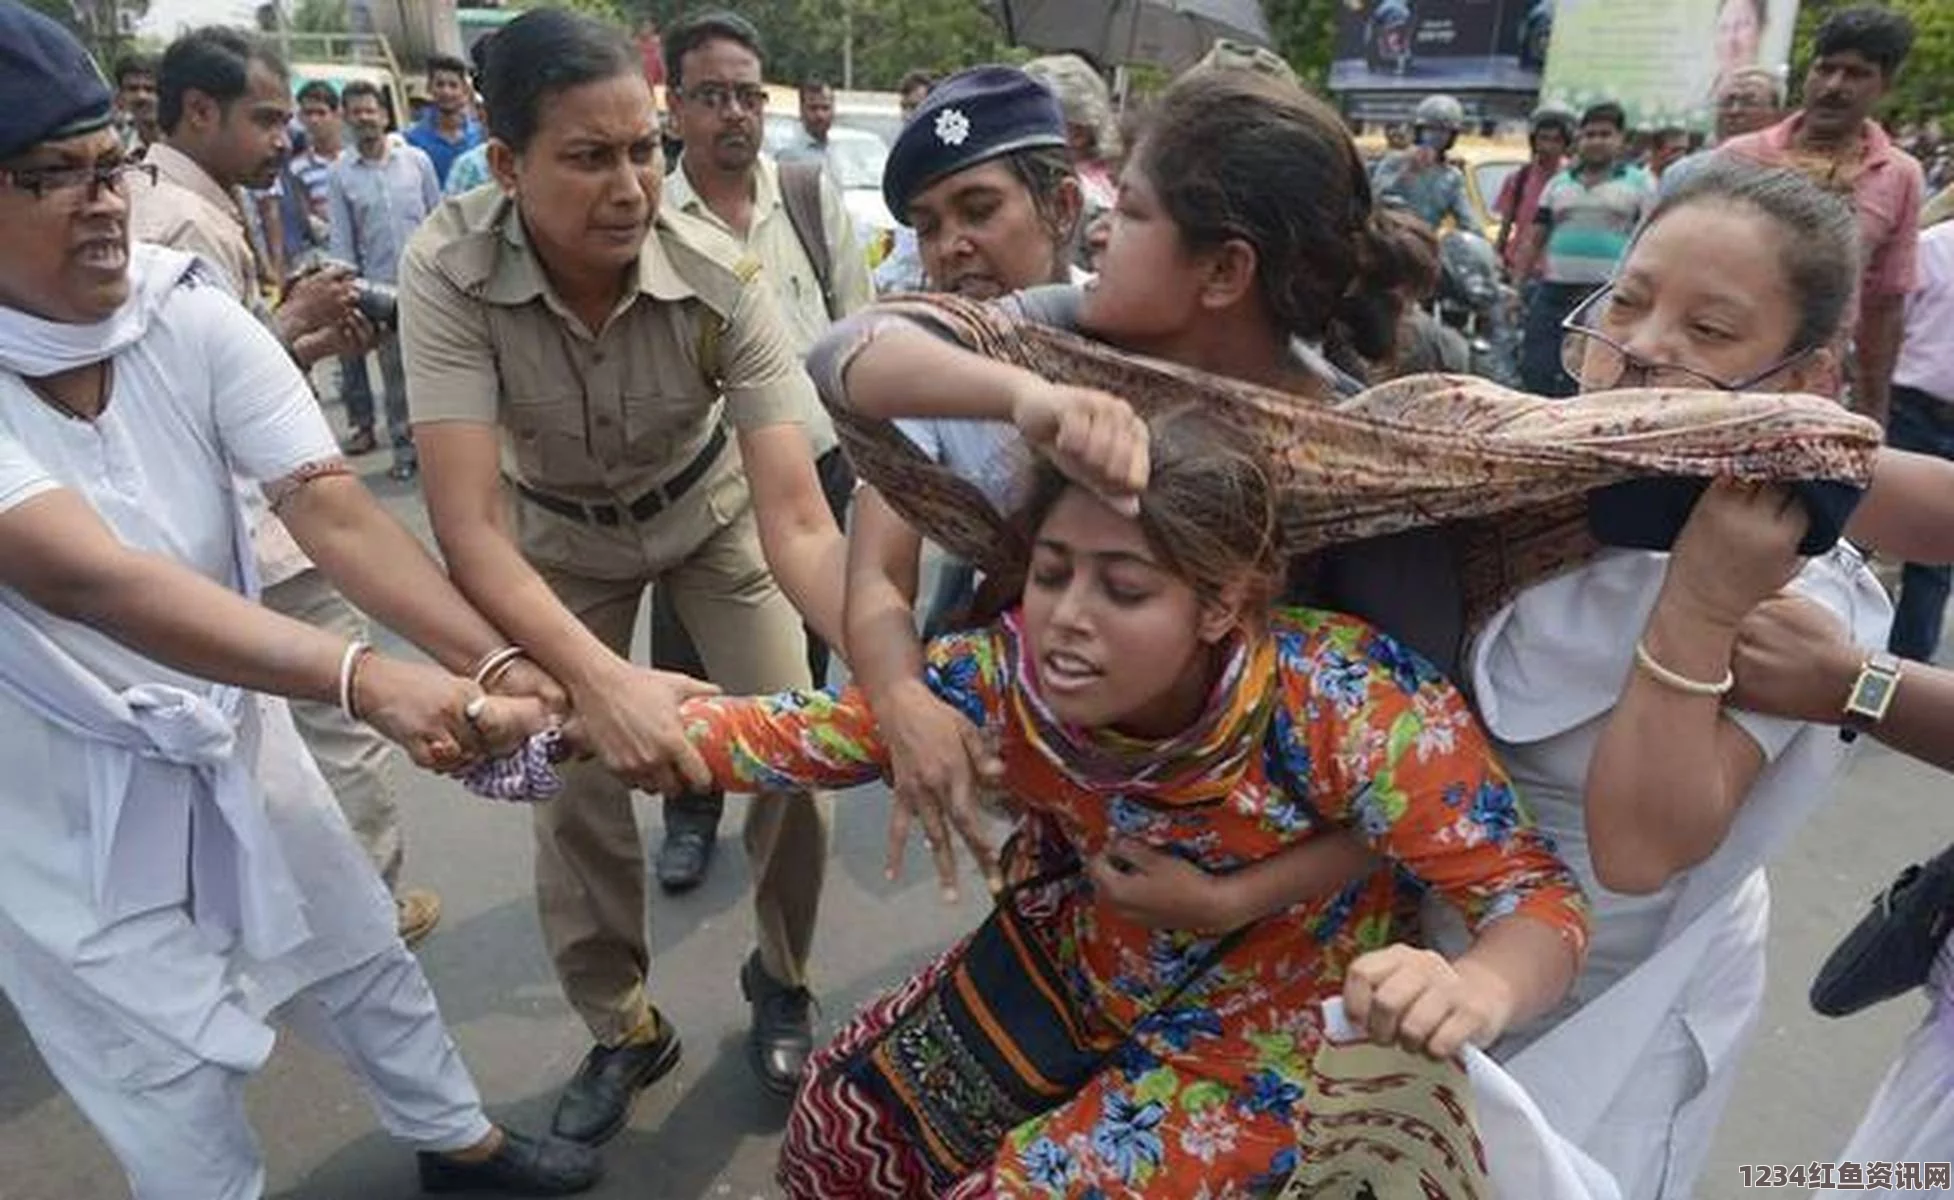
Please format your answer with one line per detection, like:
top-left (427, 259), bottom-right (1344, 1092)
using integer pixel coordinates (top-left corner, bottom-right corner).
top-left (1435, 229), bottom-right (1521, 386)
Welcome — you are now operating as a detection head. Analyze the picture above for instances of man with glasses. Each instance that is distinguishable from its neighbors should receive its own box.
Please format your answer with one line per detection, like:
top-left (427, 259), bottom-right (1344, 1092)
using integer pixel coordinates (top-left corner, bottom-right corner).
top-left (654, 9), bottom-right (869, 894)
top-left (0, 6), bottom-right (600, 1192)
top-left (1659, 67), bottom-right (1783, 197)
top-left (1513, 101), bottom-right (1655, 397)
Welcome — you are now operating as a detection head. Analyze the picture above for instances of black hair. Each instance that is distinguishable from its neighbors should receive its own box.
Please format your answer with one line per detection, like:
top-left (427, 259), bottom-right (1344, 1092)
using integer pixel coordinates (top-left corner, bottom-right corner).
top-left (467, 32), bottom-right (495, 97)
top-left (1001, 145), bottom-right (1083, 269)
top-left (426, 53), bottom-right (470, 83)
top-left (663, 10), bottom-right (764, 88)
top-left (898, 69), bottom-right (935, 96)
top-left (296, 79), bottom-right (338, 110)
top-left (1812, 6), bottom-right (1916, 78)
top-left (481, 8), bottom-right (639, 152)
top-left (340, 79), bottom-right (384, 109)
top-left (1647, 158), bottom-right (1860, 353)
top-left (159, 27), bottom-right (286, 135)
top-left (1579, 101), bottom-right (1627, 132)
top-left (1137, 69), bottom-right (1397, 364)
top-left (800, 79), bottom-right (833, 96)
top-left (1654, 125), bottom-right (1689, 148)
top-left (113, 55), bottom-right (155, 87)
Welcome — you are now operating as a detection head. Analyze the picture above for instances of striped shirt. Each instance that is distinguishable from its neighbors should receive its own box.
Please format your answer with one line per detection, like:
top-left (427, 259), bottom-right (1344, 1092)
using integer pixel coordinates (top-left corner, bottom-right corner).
top-left (1535, 162), bottom-right (1656, 286)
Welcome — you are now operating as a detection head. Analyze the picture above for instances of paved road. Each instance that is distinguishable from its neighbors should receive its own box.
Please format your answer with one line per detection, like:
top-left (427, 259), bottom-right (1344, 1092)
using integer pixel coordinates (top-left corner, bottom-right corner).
top-left (3, 454), bottom-right (1949, 1200)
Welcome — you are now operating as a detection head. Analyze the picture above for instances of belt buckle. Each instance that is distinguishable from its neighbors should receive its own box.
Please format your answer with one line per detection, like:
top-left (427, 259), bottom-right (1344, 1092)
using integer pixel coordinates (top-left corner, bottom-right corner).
top-left (591, 503), bottom-right (621, 527)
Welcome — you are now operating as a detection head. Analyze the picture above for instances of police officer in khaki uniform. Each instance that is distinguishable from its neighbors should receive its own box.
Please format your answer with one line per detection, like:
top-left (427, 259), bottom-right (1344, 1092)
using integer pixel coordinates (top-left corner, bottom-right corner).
top-left (399, 9), bottom-right (849, 1143)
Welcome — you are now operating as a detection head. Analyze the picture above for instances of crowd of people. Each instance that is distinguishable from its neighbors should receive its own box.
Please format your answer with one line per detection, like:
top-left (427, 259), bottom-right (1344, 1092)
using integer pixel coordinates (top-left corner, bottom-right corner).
top-left (2, 1), bottom-right (1954, 1198)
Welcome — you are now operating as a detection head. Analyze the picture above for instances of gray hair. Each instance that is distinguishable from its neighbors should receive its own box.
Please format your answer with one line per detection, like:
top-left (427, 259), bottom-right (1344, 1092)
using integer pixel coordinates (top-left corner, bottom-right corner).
top-left (1645, 158), bottom-right (1860, 353)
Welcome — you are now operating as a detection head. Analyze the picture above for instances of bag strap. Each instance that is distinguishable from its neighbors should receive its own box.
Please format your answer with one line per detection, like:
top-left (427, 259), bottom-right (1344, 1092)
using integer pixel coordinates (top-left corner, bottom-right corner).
top-left (777, 159), bottom-right (838, 319)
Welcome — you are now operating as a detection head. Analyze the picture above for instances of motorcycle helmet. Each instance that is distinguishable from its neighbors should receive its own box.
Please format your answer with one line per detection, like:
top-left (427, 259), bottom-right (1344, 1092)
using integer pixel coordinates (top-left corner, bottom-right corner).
top-left (1412, 94), bottom-right (1466, 153)
top-left (1529, 103), bottom-right (1577, 148)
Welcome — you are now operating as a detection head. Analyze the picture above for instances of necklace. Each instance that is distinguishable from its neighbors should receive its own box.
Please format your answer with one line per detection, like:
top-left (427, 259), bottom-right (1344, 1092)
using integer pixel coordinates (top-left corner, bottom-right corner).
top-left (23, 360), bottom-right (112, 422)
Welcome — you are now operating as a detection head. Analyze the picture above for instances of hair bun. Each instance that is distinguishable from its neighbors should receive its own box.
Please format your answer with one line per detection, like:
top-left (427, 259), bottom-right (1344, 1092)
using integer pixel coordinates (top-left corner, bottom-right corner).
top-left (1328, 210), bottom-right (1406, 365)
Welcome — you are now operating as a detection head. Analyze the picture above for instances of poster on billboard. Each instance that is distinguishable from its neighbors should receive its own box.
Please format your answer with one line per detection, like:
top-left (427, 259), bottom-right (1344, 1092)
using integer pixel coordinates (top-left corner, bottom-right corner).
top-left (1329, 0), bottom-right (1553, 93)
top-left (1538, 0), bottom-right (1797, 131)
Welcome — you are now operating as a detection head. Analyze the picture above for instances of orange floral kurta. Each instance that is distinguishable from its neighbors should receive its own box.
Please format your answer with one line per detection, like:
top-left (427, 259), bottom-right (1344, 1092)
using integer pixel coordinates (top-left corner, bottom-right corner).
top-left (681, 607), bottom-right (1587, 1198)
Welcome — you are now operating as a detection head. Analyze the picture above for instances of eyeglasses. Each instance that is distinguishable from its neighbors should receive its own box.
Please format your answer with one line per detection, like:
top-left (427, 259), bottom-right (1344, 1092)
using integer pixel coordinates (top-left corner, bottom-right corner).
top-left (0, 160), bottom-right (157, 203)
top-left (674, 83), bottom-right (768, 113)
top-left (1559, 283), bottom-right (1817, 392)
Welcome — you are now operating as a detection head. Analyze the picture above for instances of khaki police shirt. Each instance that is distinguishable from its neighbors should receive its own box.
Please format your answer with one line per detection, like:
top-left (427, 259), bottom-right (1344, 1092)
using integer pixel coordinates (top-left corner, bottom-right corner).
top-left (399, 187), bottom-right (820, 511)
top-left (664, 154), bottom-right (871, 459)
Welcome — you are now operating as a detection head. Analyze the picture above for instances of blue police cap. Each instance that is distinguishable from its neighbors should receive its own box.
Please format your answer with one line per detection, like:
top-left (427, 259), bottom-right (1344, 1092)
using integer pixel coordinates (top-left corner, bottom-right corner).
top-left (0, 0), bottom-right (115, 163)
top-left (883, 65), bottom-right (1068, 224)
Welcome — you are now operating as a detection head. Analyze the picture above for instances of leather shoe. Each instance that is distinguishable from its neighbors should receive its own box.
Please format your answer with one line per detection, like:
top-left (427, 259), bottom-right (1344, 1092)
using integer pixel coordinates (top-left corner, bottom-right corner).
top-left (549, 1015), bottom-right (682, 1146)
top-left (340, 427), bottom-right (378, 455)
top-left (740, 951), bottom-right (813, 1097)
top-left (417, 1127), bottom-right (601, 1195)
top-left (655, 794), bottom-right (723, 893)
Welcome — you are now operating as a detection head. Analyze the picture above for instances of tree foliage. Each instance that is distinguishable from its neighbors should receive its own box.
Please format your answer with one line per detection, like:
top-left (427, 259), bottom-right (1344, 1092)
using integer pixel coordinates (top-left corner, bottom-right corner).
top-left (628, 0), bottom-right (1023, 88)
top-left (1264, 0), bottom-right (1338, 89)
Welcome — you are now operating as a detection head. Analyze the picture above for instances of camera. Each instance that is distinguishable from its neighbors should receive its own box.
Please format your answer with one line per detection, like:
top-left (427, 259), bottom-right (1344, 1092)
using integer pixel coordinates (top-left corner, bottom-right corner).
top-left (352, 278), bottom-right (398, 328)
top-left (290, 253), bottom-right (398, 329)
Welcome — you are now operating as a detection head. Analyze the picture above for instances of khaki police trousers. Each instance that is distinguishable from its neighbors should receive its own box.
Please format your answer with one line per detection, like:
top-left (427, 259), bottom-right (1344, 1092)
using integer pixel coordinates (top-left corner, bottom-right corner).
top-left (530, 481), bottom-right (829, 1047)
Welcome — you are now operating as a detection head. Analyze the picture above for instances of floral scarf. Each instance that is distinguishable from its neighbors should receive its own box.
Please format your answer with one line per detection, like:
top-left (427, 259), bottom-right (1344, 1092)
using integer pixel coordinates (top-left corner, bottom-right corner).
top-left (997, 608), bottom-right (1279, 808)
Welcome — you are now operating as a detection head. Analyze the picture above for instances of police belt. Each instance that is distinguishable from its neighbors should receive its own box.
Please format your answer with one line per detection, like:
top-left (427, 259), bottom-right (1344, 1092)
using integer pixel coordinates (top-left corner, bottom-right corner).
top-left (515, 423), bottom-right (729, 527)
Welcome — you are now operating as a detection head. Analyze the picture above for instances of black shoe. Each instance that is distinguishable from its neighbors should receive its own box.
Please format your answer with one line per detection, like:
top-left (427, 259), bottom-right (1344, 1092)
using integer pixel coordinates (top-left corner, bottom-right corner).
top-left (740, 951), bottom-right (813, 1098)
top-left (388, 459), bottom-right (419, 482)
top-left (418, 1127), bottom-right (602, 1195)
top-left (655, 797), bottom-right (722, 893)
top-left (548, 1017), bottom-right (683, 1146)
top-left (340, 427), bottom-right (378, 456)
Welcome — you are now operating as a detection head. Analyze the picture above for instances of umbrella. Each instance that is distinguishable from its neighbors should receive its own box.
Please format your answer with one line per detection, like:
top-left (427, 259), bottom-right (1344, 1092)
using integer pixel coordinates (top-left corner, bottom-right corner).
top-left (988, 0), bottom-right (1273, 72)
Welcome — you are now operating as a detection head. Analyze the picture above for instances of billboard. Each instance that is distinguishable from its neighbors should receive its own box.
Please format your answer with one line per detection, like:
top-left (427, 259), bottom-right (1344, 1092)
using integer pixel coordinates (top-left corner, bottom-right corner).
top-left (1329, 0), bottom-right (1553, 94)
top-left (1539, 0), bottom-right (1798, 131)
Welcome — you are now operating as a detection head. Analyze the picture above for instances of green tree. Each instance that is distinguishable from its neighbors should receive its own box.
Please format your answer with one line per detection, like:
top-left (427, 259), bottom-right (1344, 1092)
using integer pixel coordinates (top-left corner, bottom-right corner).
top-left (630, 0), bottom-right (1023, 89)
top-left (289, 0), bottom-right (347, 35)
top-left (1265, 0), bottom-right (1339, 89)
top-left (512, 0), bottom-right (626, 28)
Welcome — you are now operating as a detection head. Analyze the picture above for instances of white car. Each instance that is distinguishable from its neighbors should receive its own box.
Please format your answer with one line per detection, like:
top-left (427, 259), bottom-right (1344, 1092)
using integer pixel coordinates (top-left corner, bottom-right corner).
top-left (762, 116), bottom-right (896, 240)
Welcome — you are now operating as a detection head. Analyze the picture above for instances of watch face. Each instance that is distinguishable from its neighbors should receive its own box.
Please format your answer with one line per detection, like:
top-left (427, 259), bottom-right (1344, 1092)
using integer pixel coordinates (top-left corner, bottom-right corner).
top-left (1852, 671), bottom-right (1897, 716)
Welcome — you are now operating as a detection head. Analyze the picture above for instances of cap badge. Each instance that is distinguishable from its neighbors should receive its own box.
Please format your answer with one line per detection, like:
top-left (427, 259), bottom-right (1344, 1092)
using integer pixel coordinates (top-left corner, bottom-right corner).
top-left (934, 108), bottom-right (971, 147)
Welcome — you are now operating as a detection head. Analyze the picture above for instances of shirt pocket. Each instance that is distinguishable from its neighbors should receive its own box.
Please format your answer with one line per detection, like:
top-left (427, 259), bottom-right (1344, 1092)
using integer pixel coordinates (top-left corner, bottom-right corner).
top-left (622, 386), bottom-right (712, 463)
top-left (502, 391), bottom-right (596, 486)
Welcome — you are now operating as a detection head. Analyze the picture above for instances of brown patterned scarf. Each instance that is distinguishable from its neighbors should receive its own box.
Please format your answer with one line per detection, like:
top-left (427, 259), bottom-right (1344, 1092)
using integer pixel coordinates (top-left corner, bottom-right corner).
top-left (826, 294), bottom-right (1882, 623)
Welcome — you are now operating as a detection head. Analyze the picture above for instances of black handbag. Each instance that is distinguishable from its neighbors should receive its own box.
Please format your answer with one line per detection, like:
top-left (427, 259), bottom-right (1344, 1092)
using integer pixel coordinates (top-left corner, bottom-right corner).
top-left (843, 858), bottom-right (1250, 1189)
top-left (1810, 841), bottom-right (1954, 1018)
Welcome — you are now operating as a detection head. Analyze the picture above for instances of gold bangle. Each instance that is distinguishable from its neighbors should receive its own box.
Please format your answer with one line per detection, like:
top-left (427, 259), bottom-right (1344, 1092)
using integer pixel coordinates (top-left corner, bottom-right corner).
top-left (1633, 638), bottom-right (1733, 697)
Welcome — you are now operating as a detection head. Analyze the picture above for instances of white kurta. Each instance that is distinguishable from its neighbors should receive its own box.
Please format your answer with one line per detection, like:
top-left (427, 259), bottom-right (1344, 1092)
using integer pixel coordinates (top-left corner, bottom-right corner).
top-left (0, 248), bottom-right (394, 1082)
top-left (1426, 546), bottom-right (1893, 1200)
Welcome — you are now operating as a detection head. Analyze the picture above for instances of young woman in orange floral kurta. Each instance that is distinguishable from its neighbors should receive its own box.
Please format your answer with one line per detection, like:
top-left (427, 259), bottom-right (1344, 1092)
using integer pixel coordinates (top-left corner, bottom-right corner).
top-left (678, 412), bottom-right (1589, 1199)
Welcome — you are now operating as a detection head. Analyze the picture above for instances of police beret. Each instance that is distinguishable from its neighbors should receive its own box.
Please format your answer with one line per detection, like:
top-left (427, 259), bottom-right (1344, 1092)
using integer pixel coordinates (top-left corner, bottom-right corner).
top-left (883, 65), bottom-right (1068, 224)
top-left (0, 0), bottom-right (114, 163)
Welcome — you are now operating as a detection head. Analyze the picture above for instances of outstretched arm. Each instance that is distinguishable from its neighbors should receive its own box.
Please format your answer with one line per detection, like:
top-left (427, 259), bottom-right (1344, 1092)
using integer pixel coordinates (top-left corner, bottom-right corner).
top-left (679, 686), bottom-right (891, 793)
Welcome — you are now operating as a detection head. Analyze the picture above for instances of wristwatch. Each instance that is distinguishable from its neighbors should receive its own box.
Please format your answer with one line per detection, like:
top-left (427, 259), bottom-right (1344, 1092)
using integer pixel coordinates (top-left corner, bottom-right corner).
top-left (1841, 651), bottom-right (1904, 734)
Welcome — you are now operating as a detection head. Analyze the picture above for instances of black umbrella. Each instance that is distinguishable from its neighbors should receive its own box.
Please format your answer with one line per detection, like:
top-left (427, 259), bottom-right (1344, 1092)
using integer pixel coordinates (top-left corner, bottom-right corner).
top-left (989, 0), bottom-right (1273, 72)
